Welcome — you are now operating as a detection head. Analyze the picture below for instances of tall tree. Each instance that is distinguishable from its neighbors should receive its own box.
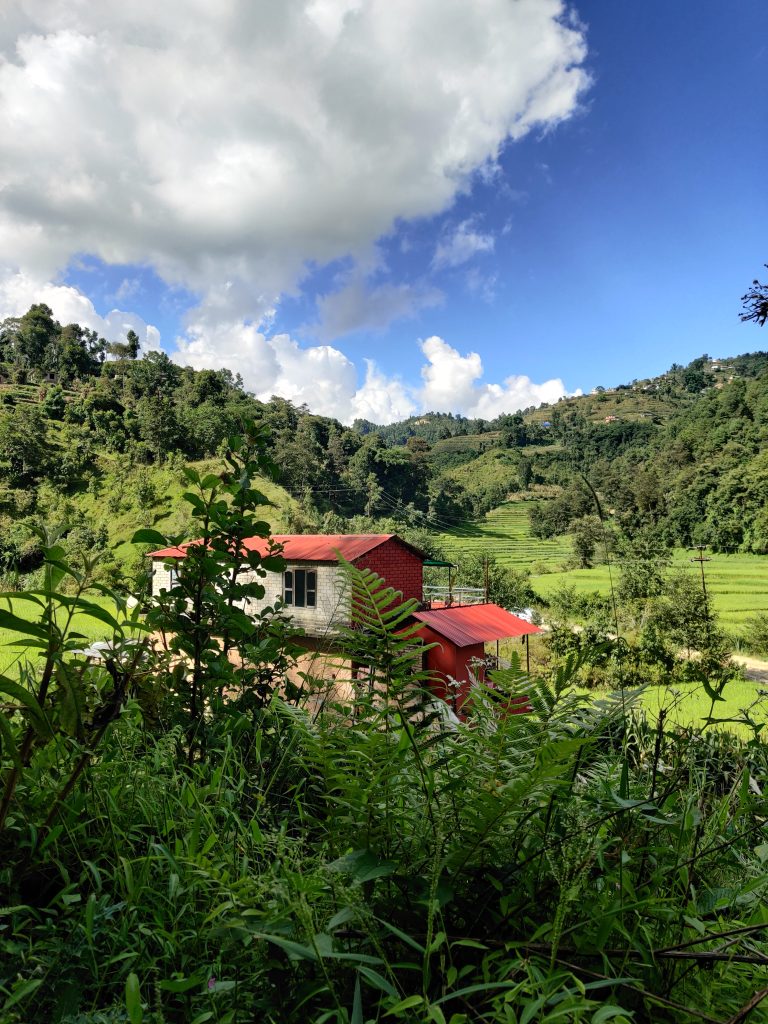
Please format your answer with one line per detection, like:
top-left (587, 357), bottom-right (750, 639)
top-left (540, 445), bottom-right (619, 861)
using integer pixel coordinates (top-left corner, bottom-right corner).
top-left (16, 304), bottom-right (60, 369)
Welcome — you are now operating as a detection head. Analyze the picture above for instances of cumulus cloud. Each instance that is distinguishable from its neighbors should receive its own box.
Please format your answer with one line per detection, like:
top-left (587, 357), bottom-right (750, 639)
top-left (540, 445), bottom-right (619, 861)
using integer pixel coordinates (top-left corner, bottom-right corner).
top-left (0, 0), bottom-right (589, 334)
top-left (350, 360), bottom-right (417, 423)
top-left (433, 219), bottom-right (495, 270)
top-left (0, 270), bottom-right (160, 351)
top-left (175, 319), bottom-right (359, 418)
top-left (177, 324), bottom-right (571, 425)
top-left (418, 336), bottom-right (572, 419)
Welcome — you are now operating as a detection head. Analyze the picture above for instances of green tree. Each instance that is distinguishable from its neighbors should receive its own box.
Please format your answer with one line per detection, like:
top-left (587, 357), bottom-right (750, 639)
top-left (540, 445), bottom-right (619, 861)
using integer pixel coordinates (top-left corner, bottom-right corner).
top-left (649, 570), bottom-right (724, 659)
top-left (0, 406), bottom-right (50, 485)
top-left (14, 303), bottom-right (61, 370)
top-left (570, 515), bottom-right (604, 568)
top-left (518, 455), bottom-right (533, 490)
top-left (135, 395), bottom-right (181, 461)
top-left (41, 384), bottom-right (66, 420)
top-left (454, 551), bottom-right (535, 610)
top-left (58, 323), bottom-right (105, 381)
top-left (126, 329), bottom-right (141, 359)
top-left (616, 527), bottom-right (671, 604)
top-left (138, 423), bottom-right (295, 761)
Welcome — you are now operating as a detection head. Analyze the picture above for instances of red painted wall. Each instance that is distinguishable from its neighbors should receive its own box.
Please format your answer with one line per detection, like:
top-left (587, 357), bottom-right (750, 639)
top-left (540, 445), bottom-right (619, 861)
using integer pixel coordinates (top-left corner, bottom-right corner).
top-left (416, 623), bottom-right (485, 712)
top-left (354, 538), bottom-right (423, 603)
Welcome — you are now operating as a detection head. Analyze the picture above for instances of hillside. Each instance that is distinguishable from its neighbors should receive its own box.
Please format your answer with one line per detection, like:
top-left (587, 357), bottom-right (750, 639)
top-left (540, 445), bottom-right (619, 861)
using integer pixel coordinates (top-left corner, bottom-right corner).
top-left (2, 303), bottom-right (768, 600)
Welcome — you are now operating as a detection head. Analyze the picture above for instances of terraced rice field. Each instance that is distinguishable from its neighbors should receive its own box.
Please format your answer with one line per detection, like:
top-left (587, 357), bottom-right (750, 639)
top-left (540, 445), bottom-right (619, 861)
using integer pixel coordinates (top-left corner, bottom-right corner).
top-left (437, 501), bottom-right (571, 571)
top-left (436, 502), bottom-right (768, 633)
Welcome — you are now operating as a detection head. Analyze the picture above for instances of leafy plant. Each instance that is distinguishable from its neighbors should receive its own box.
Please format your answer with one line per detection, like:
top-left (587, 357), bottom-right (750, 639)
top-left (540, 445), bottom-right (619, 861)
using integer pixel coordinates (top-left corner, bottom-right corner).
top-left (135, 421), bottom-right (299, 762)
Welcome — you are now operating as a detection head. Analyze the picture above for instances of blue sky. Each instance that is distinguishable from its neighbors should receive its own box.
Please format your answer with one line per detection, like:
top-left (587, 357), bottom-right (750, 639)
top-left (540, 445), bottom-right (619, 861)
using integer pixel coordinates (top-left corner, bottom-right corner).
top-left (1, 1), bottom-right (766, 421)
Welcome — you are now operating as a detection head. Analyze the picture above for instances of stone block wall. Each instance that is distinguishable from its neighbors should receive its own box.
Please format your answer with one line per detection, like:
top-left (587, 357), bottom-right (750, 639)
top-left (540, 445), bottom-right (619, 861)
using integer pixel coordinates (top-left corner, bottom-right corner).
top-left (150, 560), bottom-right (177, 595)
top-left (244, 562), bottom-right (348, 637)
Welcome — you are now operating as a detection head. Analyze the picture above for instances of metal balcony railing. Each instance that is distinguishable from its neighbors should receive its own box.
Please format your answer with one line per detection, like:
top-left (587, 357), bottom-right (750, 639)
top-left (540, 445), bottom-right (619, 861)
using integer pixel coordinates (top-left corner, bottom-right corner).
top-left (422, 585), bottom-right (486, 608)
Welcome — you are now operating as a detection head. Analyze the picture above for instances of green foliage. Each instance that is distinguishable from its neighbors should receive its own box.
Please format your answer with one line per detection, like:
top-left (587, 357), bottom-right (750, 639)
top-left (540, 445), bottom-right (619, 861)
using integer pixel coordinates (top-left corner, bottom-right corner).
top-left (740, 265), bottom-right (768, 326)
top-left (745, 611), bottom-right (768, 655)
top-left (139, 422), bottom-right (300, 759)
top-left (570, 514), bottom-right (605, 568)
top-left (453, 550), bottom-right (535, 610)
top-left (647, 570), bottom-right (726, 659)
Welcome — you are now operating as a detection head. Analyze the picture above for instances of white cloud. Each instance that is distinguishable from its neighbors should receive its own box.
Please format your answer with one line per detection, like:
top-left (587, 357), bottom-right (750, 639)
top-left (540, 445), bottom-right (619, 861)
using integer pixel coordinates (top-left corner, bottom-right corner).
top-left (175, 319), bottom-right (358, 418)
top-left (0, 270), bottom-right (160, 351)
top-left (0, 0), bottom-right (589, 335)
top-left (433, 219), bottom-right (495, 270)
top-left (420, 336), bottom-right (484, 412)
top-left (267, 334), bottom-right (358, 414)
top-left (114, 277), bottom-right (141, 303)
top-left (176, 327), bottom-right (572, 424)
top-left (418, 335), bottom-right (573, 418)
top-left (350, 360), bottom-right (417, 423)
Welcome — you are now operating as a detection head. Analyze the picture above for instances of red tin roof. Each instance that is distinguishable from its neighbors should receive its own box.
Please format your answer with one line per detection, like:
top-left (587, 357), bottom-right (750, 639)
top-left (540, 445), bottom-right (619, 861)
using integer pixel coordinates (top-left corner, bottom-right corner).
top-left (148, 533), bottom-right (424, 563)
top-left (413, 604), bottom-right (541, 648)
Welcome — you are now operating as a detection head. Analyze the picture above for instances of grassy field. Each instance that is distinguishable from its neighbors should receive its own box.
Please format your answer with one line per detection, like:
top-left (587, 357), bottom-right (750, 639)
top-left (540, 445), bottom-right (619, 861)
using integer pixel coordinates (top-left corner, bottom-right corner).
top-left (635, 675), bottom-right (768, 738)
top-left (0, 594), bottom-right (140, 676)
top-left (531, 550), bottom-right (768, 634)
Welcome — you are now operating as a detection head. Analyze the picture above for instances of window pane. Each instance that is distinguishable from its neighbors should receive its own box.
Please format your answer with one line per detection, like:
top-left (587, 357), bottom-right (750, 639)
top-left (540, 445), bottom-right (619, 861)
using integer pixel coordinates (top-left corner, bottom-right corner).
top-left (295, 569), bottom-right (306, 607)
top-left (284, 570), bottom-right (293, 604)
top-left (307, 571), bottom-right (316, 607)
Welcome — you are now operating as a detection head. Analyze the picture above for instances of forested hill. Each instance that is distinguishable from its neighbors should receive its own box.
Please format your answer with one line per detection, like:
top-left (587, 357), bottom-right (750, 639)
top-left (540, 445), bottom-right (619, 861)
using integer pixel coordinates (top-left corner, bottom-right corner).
top-left (1, 302), bottom-right (767, 590)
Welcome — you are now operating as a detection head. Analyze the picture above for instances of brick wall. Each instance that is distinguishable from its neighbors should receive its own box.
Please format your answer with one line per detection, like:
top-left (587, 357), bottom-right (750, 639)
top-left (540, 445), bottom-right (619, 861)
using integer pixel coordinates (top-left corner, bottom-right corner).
top-left (354, 538), bottom-right (423, 603)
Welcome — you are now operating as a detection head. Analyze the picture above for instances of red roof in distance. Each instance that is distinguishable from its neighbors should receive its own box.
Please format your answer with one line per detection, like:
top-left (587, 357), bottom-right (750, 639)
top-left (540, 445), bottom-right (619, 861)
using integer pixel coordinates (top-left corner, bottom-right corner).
top-left (148, 533), bottom-right (425, 563)
top-left (413, 604), bottom-right (541, 647)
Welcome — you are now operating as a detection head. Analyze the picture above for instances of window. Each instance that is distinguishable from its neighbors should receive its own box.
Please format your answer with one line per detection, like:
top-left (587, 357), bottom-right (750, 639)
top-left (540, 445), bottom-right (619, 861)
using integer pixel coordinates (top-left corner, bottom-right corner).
top-left (284, 568), bottom-right (316, 607)
top-left (168, 567), bottom-right (179, 589)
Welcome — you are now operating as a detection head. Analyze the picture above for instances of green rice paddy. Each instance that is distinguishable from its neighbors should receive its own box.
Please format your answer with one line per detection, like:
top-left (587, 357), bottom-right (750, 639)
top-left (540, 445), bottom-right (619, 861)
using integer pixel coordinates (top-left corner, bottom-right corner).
top-left (531, 551), bottom-right (768, 633)
top-left (0, 595), bottom-right (140, 676)
top-left (635, 675), bottom-right (768, 738)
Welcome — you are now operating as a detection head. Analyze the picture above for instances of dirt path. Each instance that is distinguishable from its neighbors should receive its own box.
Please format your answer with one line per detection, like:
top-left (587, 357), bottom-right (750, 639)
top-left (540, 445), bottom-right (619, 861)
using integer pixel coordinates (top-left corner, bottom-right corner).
top-left (732, 654), bottom-right (768, 684)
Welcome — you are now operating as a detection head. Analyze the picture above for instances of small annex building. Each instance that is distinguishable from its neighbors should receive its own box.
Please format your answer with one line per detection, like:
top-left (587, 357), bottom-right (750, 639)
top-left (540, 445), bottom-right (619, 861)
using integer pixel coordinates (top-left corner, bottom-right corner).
top-left (148, 533), bottom-right (424, 639)
top-left (413, 604), bottom-right (541, 714)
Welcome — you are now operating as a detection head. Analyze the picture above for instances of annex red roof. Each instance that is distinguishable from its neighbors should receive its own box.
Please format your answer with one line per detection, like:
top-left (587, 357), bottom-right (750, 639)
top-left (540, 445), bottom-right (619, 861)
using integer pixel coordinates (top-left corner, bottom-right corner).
top-left (148, 533), bottom-right (424, 563)
top-left (413, 604), bottom-right (541, 648)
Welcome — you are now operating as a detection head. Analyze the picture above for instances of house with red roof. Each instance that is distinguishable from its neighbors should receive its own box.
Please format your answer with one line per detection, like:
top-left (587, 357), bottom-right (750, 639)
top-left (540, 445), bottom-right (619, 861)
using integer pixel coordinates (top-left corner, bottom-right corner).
top-left (148, 532), bottom-right (541, 712)
top-left (148, 534), bottom-right (424, 638)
